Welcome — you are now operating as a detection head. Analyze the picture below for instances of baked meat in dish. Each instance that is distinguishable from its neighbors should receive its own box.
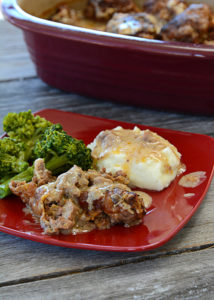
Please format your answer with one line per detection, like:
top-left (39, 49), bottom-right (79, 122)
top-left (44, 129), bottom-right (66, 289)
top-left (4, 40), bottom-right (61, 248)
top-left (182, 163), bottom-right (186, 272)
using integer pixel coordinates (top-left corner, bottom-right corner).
top-left (160, 4), bottom-right (214, 43)
top-left (84, 0), bottom-right (139, 21)
top-left (10, 159), bottom-right (149, 235)
top-left (50, 4), bottom-right (84, 25)
top-left (106, 12), bottom-right (161, 38)
top-left (143, 0), bottom-right (188, 22)
top-left (48, 0), bottom-right (214, 44)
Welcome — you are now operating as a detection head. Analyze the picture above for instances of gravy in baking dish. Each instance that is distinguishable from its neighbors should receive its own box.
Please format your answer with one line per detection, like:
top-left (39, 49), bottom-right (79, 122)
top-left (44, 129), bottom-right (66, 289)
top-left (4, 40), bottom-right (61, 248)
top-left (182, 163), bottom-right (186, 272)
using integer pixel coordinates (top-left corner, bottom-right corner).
top-left (42, 0), bottom-right (107, 31)
top-left (43, 0), bottom-right (214, 44)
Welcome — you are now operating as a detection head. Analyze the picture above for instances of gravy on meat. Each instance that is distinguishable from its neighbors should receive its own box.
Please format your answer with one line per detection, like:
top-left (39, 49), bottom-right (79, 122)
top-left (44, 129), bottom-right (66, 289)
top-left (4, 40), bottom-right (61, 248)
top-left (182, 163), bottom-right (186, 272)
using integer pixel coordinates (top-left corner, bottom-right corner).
top-left (45, 0), bottom-right (214, 44)
top-left (10, 159), bottom-right (150, 235)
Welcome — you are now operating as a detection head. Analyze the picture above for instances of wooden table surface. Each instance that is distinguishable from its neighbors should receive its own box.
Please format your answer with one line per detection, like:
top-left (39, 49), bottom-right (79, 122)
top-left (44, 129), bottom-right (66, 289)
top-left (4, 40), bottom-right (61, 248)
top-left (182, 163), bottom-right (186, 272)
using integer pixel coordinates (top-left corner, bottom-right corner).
top-left (1, 15), bottom-right (214, 300)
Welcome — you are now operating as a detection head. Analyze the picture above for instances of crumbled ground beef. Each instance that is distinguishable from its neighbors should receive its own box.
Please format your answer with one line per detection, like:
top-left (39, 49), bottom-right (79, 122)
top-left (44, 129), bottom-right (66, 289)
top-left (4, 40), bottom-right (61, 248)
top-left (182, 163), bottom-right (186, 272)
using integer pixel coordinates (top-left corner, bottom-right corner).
top-left (10, 159), bottom-right (148, 235)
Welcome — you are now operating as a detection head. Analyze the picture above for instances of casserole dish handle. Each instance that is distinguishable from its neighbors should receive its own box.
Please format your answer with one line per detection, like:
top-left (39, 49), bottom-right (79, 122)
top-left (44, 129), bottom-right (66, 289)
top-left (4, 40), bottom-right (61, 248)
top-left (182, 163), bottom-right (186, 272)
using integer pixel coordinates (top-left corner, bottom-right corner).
top-left (2, 0), bottom-right (29, 24)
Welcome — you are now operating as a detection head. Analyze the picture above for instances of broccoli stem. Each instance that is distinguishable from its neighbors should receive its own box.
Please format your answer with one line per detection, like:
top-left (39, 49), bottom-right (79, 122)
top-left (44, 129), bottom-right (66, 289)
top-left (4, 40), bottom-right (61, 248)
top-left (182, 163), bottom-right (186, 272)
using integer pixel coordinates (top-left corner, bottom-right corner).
top-left (0, 147), bottom-right (88, 199)
top-left (0, 166), bottom-right (34, 199)
top-left (22, 138), bottom-right (38, 162)
top-left (0, 175), bottom-right (12, 184)
top-left (0, 155), bottom-right (69, 199)
top-left (45, 155), bottom-right (69, 175)
top-left (0, 154), bottom-right (69, 199)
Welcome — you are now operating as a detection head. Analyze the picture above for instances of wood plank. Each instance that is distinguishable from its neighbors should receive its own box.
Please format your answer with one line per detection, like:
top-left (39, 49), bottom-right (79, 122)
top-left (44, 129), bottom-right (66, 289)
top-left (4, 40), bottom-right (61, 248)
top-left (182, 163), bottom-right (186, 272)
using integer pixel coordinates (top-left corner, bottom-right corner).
top-left (1, 247), bottom-right (214, 299)
top-left (0, 21), bottom-right (36, 81)
top-left (0, 78), bottom-right (214, 136)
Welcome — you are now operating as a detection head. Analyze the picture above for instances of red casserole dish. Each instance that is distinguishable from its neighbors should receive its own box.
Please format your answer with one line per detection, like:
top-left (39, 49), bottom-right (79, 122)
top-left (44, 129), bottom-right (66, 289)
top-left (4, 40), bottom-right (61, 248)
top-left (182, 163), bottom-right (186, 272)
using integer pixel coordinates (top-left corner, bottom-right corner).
top-left (2, 0), bottom-right (214, 114)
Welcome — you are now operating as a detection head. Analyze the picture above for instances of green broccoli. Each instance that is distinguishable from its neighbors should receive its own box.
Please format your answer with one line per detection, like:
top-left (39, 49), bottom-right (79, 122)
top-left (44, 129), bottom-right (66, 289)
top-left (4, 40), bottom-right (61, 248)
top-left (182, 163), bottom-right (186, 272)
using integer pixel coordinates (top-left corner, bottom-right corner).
top-left (0, 123), bottom-right (92, 199)
top-left (0, 153), bottom-right (29, 176)
top-left (34, 124), bottom-right (92, 174)
top-left (3, 110), bottom-right (52, 161)
top-left (0, 110), bottom-right (52, 198)
top-left (0, 138), bottom-right (29, 177)
top-left (0, 137), bottom-right (32, 198)
top-left (0, 166), bottom-right (34, 199)
top-left (0, 137), bottom-right (26, 158)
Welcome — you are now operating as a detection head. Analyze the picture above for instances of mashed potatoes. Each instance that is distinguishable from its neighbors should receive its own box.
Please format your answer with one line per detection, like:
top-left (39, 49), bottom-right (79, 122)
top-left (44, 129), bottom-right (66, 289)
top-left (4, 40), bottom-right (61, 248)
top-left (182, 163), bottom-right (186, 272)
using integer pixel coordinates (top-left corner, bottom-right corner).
top-left (88, 126), bottom-right (182, 191)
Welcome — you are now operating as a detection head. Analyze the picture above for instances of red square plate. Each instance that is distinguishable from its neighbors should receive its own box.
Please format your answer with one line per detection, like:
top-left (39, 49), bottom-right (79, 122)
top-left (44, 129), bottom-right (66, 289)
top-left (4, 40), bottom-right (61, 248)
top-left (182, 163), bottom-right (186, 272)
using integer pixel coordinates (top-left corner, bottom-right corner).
top-left (0, 109), bottom-right (214, 252)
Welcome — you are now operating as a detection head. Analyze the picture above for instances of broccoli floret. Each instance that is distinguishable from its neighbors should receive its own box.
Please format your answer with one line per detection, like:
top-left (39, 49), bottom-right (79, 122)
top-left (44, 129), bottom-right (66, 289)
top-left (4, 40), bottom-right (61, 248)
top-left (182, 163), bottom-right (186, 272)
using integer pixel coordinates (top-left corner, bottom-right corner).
top-left (0, 153), bottom-right (29, 177)
top-left (3, 110), bottom-right (52, 141)
top-left (34, 124), bottom-right (92, 174)
top-left (0, 138), bottom-right (29, 177)
top-left (0, 137), bottom-right (26, 160)
top-left (0, 110), bottom-right (53, 198)
top-left (3, 110), bottom-right (52, 161)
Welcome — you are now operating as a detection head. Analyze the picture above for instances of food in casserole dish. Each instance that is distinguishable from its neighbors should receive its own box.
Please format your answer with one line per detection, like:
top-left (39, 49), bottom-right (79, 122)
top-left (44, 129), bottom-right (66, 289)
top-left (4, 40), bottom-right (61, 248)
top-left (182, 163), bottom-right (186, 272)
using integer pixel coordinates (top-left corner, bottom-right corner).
top-left (47, 0), bottom-right (214, 44)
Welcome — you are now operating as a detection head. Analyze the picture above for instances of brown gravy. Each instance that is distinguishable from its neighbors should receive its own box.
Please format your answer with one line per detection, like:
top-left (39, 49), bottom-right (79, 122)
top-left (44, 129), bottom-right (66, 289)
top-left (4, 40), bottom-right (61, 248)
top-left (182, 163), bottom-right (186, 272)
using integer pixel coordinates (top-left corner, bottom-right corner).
top-left (42, 0), bottom-right (214, 45)
top-left (41, 0), bottom-right (106, 31)
top-left (133, 190), bottom-right (152, 209)
top-left (179, 171), bottom-right (206, 188)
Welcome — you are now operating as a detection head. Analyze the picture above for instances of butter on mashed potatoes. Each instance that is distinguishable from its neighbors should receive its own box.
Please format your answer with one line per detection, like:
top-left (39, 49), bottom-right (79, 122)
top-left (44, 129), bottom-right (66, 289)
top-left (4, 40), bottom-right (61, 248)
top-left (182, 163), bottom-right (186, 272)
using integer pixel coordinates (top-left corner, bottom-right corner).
top-left (88, 126), bottom-right (182, 191)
